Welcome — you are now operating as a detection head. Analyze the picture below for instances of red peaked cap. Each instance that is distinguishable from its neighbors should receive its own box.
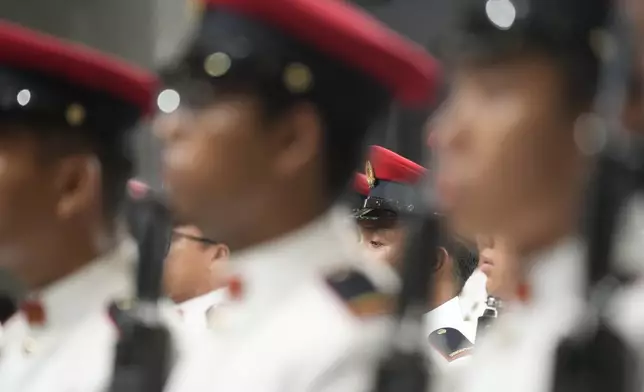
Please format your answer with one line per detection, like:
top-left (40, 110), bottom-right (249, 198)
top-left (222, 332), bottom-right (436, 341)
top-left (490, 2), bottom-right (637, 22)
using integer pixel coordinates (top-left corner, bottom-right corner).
top-left (204, 0), bottom-right (439, 105)
top-left (368, 145), bottom-right (426, 185)
top-left (354, 173), bottom-right (370, 196)
top-left (0, 21), bottom-right (158, 116)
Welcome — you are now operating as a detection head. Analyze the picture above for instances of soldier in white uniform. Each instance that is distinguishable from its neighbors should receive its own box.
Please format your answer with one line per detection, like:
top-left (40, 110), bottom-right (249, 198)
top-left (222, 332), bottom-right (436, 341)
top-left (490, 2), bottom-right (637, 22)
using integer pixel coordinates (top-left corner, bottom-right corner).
top-left (154, 0), bottom-right (438, 391)
top-left (353, 146), bottom-right (479, 371)
top-left (431, 0), bottom-right (610, 390)
top-left (0, 21), bottom-right (159, 392)
top-left (127, 179), bottom-right (230, 331)
top-left (164, 222), bottom-right (230, 329)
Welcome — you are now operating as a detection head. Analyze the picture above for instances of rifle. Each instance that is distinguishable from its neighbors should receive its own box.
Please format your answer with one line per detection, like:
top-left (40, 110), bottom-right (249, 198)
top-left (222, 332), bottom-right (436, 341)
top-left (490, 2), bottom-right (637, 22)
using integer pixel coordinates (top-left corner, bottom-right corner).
top-left (0, 268), bottom-right (24, 323)
top-left (107, 184), bottom-right (174, 392)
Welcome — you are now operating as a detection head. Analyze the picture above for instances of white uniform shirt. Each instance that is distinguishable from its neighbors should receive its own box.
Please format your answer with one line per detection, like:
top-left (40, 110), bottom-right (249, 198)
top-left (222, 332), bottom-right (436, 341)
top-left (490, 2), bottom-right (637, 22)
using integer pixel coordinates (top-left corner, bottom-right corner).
top-left (609, 279), bottom-right (644, 392)
top-left (424, 297), bottom-right (476, 353)
top-left (424, 271), bottom-right (486, 391)
top-left (453, 238), bottom-right (585, 392)
top-left (458, 268), bottom-right (489, 342)
top-left (609, 194), bottom-right (644, 392)
top-left (603, 196), bottom-right (644, 391)
top-left (0, 239), bottom-right (138, 392)
top-left (176, 288), bottom-right (227, 331)
top-left (167, 205), bottom-right (398, 392)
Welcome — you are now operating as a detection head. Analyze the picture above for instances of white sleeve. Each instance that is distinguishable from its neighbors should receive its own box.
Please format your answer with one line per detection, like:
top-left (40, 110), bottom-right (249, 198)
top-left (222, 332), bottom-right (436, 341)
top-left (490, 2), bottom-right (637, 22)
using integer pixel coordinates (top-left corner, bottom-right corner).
top-left (303, 351), bottom-right (380, 392)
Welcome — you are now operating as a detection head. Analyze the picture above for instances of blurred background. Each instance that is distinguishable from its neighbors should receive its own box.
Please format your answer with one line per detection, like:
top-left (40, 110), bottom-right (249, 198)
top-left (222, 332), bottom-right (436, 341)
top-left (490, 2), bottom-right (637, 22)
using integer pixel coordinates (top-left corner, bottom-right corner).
top-left (1, 0), bottom-right (450, 187)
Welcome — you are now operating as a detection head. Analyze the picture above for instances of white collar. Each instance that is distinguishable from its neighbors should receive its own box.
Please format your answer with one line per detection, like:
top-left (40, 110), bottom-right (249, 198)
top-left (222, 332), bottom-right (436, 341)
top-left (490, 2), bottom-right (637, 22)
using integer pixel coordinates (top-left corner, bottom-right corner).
top-left (215, 204), bottom-right (402, 331)
top-left (424, 297), bottom-right (464, 334)
top-left (459, 269), bottom-right (489, 322)
top-left (525, 236), bottom-right (584, 305)
top-left (177, 289), bottom-right (226, 316)
top-left (228, 204), bottom-right (366, 299)
top-left (177, 289), bottom-right (227, 329)
top-left (230, 204), bottom-right (360, 267)
top-left (23, 238), bottom-right (137, 331)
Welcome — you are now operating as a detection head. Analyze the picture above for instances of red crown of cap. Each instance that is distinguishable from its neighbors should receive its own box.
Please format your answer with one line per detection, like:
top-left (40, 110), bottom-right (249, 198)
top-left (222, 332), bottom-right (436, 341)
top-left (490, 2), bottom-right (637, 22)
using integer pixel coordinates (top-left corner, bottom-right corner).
top-left (369, 145), bottom-right (426, 185)
top-left (354, 173), bottom-right (370, 196)
top-left (0, 21), bottom-right (158, 116)
top-left (203, 0), bottom-right (439, 106)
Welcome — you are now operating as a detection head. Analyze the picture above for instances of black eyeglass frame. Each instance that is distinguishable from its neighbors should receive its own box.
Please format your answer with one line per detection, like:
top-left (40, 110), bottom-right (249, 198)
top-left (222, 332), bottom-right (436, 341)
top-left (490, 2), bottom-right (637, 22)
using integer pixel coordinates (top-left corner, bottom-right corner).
top-left (171, 230), bottom-right (218, 246)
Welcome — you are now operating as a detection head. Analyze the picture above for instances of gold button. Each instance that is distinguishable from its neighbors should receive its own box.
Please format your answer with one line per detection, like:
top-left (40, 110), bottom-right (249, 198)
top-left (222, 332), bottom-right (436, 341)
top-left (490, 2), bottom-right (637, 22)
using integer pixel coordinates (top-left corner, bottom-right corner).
top-left (437, 329), bottom-right (447, 335)
top-left (22, 336), bottom-right (37, 355)
top-left (65, 103), bottom-right (86, 126)
top-left (283, 63), bottom-right (313, 93)
top-left (204, 52), bottom-right (232, 77)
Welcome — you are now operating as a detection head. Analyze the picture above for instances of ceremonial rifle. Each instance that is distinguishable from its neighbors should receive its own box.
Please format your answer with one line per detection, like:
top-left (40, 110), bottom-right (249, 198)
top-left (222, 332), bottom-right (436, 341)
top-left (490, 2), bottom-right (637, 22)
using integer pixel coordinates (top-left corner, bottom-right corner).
top-left (0, 269), bottom-right (24, 323)
top-left (107, 184), bottom-right (174, 392)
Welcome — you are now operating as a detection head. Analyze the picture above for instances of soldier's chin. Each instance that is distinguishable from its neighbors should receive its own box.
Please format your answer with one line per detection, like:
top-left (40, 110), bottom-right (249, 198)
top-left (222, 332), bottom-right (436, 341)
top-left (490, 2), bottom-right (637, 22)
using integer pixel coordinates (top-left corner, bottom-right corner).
top-left (166, 200), bottom-right (193, 227)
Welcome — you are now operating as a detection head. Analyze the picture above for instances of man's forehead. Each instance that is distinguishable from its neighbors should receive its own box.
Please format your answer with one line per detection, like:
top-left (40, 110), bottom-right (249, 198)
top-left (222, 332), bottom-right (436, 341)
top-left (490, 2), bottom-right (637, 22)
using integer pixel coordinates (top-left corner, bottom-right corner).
top-left (0, 126), bottom-right (45, 157)
top-left (454, 53), bottom-right (564, 83)
top-left (358, 218), bottom-right (401, 232)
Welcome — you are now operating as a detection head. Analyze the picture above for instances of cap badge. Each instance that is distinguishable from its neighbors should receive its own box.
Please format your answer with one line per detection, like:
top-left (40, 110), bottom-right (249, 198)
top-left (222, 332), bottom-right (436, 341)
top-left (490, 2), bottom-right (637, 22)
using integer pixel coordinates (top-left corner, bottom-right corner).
top-left (204, 52), bottom-right (232, 78)
top-left (283, 63), bottom-right (313, 94)
top-left (365, 161), bottom-right (376, 188)
top-left (65, 103), bottom-right (86, 127)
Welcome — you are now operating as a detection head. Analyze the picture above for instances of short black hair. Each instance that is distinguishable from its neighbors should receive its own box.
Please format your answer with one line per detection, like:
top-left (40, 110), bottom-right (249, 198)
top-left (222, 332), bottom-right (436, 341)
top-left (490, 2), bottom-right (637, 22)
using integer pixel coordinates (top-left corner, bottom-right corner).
top-left (2, 116), bottom-right (134, 222)
top-left (442, 235), bottom-right (479, 292)
top-left (443, 1), bottom-right (608, 115)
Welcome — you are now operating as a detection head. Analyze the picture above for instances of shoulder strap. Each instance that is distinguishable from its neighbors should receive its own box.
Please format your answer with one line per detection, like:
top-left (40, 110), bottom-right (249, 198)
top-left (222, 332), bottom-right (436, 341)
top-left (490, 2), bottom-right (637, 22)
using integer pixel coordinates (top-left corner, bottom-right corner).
top-left (428, 327), bottom-right (474, 362)
top-left (325, 269), bottom-right (393, 319)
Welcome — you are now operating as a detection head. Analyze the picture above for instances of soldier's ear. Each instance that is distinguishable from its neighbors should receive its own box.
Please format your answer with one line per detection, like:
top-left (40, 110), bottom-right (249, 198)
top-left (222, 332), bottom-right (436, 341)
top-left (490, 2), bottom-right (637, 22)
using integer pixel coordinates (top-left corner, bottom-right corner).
top-left (54, 154), bottom-right (101, 221)
top-left (435, 246), bottom-right (450, 272)
top-left (210, 243), bottom-right (230, 262)
top-left (271, 102), bottom-right (323, 179)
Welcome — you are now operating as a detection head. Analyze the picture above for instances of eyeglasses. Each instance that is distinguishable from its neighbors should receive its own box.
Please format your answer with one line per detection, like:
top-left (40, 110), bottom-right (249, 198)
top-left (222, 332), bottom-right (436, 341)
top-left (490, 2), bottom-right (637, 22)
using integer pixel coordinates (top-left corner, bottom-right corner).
top-left (171, 230), bottom-right (218, 246)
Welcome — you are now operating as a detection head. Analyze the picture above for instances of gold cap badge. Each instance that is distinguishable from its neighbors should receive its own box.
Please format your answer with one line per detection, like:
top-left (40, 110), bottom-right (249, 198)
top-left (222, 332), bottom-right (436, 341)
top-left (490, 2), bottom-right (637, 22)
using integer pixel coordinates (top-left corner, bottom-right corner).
top-left (365, 161), bottom-right (376, 188)
top-left (204, 52), bottom-right (232, 77)
top-left (283, 62), bottom-right (313, 94)
top-left (65, 103), bottom-right (86, 127)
